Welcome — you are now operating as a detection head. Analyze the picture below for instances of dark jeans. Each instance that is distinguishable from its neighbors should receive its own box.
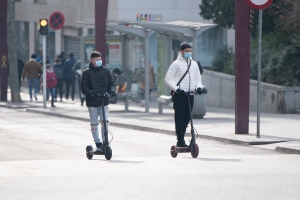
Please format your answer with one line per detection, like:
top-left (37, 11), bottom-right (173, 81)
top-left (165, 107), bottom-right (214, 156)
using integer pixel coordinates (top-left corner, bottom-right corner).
top-left (77, 76), bottom-right (85, 105)
top-left (47, 87), bottom-right (55, 105)
top-left (173, 93), bottom-right (194, 142)
top-left (55, 78), bottom-right (64, 100)
top-left (65, 78), bottom-right (76, 100)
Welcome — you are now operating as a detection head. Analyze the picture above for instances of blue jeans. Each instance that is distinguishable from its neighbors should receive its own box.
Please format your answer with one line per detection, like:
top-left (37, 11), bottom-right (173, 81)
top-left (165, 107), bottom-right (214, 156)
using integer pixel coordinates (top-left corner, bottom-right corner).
top-left (88, 106), bottom-right (109, 144)
top-left (47, 88), bottom-right (55, 105)
top-left (27, 78), bottom-right (39, 99)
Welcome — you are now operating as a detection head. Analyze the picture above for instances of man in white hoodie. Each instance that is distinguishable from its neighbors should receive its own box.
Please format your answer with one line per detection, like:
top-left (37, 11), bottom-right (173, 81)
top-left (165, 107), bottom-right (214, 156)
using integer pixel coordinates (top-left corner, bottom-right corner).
top-left (164, 43), bottom-right (203, 147)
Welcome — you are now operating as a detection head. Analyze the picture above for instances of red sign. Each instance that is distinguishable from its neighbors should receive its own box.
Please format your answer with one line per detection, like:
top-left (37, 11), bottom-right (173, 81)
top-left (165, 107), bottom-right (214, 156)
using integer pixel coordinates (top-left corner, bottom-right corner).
top-left (49, 12), bottom-right (65, 30)
top-left (246, 0), bottom-right (273, 9)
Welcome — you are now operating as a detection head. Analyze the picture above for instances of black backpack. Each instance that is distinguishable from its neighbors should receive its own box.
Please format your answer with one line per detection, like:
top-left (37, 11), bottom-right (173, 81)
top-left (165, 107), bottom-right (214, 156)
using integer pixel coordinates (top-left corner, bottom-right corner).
top-left (54, 64), bottom-right (64, 79)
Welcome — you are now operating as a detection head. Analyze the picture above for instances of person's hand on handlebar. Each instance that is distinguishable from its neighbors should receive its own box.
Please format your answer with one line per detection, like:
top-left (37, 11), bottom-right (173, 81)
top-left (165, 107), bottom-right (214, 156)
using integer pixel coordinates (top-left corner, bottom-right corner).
top-left (196, 87), bottom-right (202, 95)
top-left (176, 88), bottom-right (186, 95)
top-left (110, 91), bottom-right (116, 97)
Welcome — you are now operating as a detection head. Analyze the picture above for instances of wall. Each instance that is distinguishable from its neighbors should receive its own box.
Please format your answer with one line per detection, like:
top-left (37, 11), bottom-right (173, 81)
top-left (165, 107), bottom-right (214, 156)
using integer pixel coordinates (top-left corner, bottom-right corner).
top-left (202, 70), bottom-right (300, 113)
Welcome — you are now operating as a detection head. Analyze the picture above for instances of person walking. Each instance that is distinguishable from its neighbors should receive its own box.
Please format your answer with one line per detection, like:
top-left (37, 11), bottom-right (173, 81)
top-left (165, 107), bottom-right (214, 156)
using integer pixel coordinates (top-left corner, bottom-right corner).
top-left (53, 58), bottom-right (64, 102)
top-left (63, 52), bottom-right (76, 101)
top-left (141, 61), bottom-right (155, 99)
top-left (112, 68), bottom-right (126, 93)
top-left (17, 58), bottom-right (24, 90)
top-left (81, 51), bottom-right (115, 151)
top-left (72, 60), bottom-right (86, 106)
top-left (164, 43), bottom-right (203, 147)
top-left (40, 64), bottom-right (57, 107)
top-left (22, 54), bottom-right (43, 102)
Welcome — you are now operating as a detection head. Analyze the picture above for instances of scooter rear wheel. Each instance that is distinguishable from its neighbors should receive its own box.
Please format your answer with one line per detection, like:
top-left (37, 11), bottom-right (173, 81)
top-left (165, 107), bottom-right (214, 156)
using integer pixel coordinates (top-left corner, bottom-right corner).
top-left (105, 147), bottom-right (112, 160)
top-left (191, 144), bottom-right (199, 158)
top-left (170, 146), bottom-right (177, 158)
top-left (86, 145), bottom-right (93, 160)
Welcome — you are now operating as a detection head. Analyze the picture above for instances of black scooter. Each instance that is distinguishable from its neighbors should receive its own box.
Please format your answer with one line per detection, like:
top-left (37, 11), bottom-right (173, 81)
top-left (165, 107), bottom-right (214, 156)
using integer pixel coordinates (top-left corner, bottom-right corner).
top-left (86, 93), bottom-right (113, 160)
top-left (170, 91), bottom-right (199, 158)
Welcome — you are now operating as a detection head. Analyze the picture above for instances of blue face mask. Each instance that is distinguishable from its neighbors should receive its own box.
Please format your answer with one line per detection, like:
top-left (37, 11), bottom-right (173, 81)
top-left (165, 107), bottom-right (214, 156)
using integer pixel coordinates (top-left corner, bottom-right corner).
top-left (95, 60), bottom-right (102, 67)
top-left (183, 52), bottom-right (192, 59)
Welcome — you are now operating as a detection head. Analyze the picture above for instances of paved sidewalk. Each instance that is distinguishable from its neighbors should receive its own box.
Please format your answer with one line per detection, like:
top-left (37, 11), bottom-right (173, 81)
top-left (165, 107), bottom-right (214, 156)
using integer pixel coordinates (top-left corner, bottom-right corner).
top-left (1, 88), bottom-right (300, 154)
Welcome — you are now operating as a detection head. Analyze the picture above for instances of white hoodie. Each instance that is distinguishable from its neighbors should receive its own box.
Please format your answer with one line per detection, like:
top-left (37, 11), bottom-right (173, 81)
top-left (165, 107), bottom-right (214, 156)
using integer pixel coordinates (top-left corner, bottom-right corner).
top-left (164, 53), bottom-right (203, 92)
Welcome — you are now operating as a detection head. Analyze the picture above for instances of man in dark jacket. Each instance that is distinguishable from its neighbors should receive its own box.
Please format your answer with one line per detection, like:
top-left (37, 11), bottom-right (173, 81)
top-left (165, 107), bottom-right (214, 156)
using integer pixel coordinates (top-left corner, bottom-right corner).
top-left (53, 58), bottom-right (64, 102)
top-left (63, 52), bottom-right (76, 100)
top-left (81, 51), bottom-right (115, 150)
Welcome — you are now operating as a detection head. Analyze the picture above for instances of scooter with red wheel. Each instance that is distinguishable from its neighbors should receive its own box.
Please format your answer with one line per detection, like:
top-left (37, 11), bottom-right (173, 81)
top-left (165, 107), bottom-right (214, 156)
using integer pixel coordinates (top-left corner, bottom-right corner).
top-left (170, 90), bottom-right (200, 158)
top-left (86, 93), bottom-right (113, 160)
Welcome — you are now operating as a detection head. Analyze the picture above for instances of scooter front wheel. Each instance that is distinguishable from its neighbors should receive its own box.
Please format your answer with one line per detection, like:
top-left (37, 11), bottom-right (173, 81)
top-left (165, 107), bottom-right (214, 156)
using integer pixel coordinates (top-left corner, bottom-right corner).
top-left (170, 145), bottom-right (177, 158)
top-left (191, 144), bottom-right (199, 158)
top-left (105, 147), bottom-right (112, 160)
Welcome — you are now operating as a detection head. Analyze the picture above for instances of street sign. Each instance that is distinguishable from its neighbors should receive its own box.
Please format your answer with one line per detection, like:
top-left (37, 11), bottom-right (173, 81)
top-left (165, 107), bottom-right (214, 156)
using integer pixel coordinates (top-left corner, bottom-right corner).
top-left (246, 0), bottom-right (273, 9)
top-left (49, 12), bottom-right (65, 30)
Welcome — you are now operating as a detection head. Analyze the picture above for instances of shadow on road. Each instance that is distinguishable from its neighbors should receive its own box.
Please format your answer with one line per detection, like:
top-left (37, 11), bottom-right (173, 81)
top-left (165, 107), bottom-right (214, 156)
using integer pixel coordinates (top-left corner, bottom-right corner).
top-left (91, 159), bottom-right (146, 164)
top-left (198, 157), bottom-right (242, 162)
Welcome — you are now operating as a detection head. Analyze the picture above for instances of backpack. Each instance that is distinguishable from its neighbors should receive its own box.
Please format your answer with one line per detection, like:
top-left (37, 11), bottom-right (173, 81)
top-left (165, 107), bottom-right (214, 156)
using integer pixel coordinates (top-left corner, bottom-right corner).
top-left (54, 64), bottom-right (64, 79)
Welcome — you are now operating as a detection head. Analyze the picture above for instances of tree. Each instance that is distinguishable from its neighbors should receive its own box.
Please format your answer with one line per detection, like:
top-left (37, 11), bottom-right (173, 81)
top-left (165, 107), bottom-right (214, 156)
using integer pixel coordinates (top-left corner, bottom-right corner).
top-left (199, 0), bottom-right (235, 29)
top-left (7, 0), bottom-right (22, 102)
top-left (272, 0), bottom-right (300, 35)
top-left (199, 0), bottom-right (280, 36)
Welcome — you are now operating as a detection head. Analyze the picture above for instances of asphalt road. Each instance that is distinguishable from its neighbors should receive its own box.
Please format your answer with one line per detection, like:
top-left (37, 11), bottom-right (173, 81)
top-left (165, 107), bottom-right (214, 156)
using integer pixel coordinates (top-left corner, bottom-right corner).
top-left (0, 108), bottom-right (299, 200)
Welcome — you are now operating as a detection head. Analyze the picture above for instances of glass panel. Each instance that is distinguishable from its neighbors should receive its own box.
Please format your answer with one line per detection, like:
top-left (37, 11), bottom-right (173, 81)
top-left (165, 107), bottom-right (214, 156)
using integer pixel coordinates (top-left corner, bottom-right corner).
top-left (197, 26), bottom-right (227, 67)
top-left (16, 21), bottom-right (29, 62)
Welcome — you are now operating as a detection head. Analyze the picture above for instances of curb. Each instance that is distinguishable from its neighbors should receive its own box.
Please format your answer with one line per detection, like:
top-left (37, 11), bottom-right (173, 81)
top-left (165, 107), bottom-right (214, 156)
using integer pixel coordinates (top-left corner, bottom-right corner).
top-left (4, 105), bottom-right (299, 155)
top-left (275, 146), bottom-right (300, 155)
top-left (25, 108), bottom-right (252, 147)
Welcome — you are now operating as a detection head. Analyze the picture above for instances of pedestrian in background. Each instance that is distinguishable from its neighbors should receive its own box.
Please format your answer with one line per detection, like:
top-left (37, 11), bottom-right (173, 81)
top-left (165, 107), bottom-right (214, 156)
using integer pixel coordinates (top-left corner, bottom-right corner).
top-left (58, 52), bottom-right (66, 66)
top-left (53, 58), bottom-right (64, 102)
top-left (40, 64), bottom-right (57, 107)
top-left (112, 68), bottom-right (127, 93)
top-left (22, 54), bottom-right (43, 102)
top-left (17, 58), bottom-right (24, 90)
top-left (141, 61), bottom-right (155, 99)
top-left (72, 60), bottom-right (86, 106)
top-left (63, 52), bottom-right (76, 101)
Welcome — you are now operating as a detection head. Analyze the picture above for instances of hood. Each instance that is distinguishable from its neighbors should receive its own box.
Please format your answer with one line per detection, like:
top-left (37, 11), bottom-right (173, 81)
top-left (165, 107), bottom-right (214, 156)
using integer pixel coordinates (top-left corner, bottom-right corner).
top-left (89, 62), bottom-right (103, 71)
top-left (47, 69), bottom-right (54, 73)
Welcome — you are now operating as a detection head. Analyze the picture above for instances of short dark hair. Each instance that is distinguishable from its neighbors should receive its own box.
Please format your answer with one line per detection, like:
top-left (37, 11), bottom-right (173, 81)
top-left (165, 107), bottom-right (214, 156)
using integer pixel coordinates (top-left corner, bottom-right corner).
top-left (90, 51), bottom-right (102, 59)
top-left (68, 52), bottom-right (74, 58)
top-left (46, 64), bottom-right (51, 69)
top-left (31, 54), bottom-right (37, 59)
top-left (180, 43), bottom-right (192, 51)
top-left (112, 68), bottom-right (122, 75)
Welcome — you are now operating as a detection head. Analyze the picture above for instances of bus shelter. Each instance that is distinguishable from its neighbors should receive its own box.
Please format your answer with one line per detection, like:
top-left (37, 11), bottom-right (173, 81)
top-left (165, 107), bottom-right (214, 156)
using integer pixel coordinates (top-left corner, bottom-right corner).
top-left (78, 20), bottom-right (216, 113)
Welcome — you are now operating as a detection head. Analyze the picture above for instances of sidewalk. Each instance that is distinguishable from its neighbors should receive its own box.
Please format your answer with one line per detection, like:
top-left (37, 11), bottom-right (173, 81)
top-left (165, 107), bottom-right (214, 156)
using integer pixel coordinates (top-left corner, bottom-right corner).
top-left (1, 88), bottom-right (300, 155)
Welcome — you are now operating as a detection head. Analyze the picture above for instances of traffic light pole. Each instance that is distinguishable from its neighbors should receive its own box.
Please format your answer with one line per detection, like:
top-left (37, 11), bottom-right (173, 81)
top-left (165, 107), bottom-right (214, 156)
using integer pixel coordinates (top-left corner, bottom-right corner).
top-left (257, 9), bottom-right (263, 138)
top-left (43, 35), bottom-right (46, 108)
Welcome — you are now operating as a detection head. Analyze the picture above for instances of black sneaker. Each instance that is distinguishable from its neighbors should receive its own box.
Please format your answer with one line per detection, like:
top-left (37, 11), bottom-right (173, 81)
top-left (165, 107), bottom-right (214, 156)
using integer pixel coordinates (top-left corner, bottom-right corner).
top-left (178, 140), bottom-right (189, 148)
top-left (95, 142), bottom-right (103, 151)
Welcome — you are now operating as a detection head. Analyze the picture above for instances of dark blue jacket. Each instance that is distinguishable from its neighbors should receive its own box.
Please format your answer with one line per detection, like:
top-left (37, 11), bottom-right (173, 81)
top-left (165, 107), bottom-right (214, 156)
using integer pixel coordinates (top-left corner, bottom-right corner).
top-left (63, 58), bottom-right (76, 79)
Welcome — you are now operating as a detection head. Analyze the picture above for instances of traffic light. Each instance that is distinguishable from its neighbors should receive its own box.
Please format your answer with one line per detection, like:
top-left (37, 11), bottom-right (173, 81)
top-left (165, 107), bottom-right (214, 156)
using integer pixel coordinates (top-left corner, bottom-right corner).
top-left (248, 8), bottom-right (254, 32)
top-left (39, 19), bottom-right (48, 35)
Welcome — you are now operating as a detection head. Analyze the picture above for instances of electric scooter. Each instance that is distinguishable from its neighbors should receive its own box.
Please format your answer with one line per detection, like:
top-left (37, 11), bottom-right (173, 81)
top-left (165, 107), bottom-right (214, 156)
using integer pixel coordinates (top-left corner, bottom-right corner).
top-left (86, 93), bottom-right (113, 160)
top-left (170, 91), bottom-right (199, 158)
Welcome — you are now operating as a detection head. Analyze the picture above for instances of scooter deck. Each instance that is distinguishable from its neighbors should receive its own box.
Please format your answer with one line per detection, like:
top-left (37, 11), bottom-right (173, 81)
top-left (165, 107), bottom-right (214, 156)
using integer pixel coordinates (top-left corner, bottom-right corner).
top-left (172, 146), bottom-right (191, 153)
top-left (89, 149), bottom-right (105, 155)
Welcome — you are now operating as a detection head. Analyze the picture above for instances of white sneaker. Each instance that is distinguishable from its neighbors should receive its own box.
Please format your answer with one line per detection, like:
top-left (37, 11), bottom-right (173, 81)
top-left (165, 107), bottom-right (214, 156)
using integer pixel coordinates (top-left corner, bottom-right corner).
top-left (33, 94), bottom-right (38, 100)
top-left (30, 98), bottom-right (33, 102)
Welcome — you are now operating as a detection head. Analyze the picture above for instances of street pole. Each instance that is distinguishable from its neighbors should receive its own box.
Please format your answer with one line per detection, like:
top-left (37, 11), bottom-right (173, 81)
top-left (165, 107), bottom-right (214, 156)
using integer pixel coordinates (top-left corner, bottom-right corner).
top-left (257, 9), bottom-right (263, 138)
top-left (144, 29), bottom-right (150, 113)
top-left (43, 35), bottom-right (47, 108)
